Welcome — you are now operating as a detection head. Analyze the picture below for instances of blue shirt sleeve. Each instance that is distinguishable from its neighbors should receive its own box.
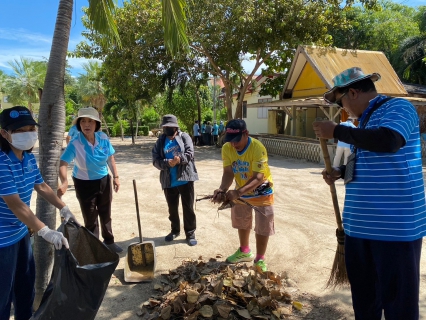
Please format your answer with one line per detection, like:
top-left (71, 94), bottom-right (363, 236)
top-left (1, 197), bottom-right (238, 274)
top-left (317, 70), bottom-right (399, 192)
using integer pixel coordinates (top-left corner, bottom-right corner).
top-left (0, 163), bottom-right (18, 196)
top-left (61, 142), bottom-right (76, 163)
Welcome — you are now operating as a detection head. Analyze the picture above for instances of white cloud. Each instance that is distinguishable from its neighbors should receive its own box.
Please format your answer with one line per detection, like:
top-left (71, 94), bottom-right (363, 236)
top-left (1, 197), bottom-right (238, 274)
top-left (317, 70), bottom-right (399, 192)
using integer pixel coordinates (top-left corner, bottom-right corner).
top-left (0, 28), bottom-right (93, 76)
top-left (0, 28), bottom-right (51, 45)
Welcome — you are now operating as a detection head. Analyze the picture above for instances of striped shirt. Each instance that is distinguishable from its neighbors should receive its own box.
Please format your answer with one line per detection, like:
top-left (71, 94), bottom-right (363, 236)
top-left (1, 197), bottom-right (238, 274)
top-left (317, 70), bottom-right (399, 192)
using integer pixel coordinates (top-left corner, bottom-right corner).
top-left (61, 131), bottom-right (115, 180)
top-left (0, 150), bottom-right (43, 248)
top-left (344, 95), bottom-right (426, 241)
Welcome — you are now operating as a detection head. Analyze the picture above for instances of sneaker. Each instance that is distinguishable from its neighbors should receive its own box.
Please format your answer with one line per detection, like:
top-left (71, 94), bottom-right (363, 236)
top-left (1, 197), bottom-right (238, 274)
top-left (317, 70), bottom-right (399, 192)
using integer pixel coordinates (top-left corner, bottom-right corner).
top-left (165, 232), bottom-right (180, 242)
top-left (254, 259), bottom-right (267, 272)
top-left (226, 248), bottom-right (254, 264)
top-left (187, 238), bottom-right (198, 246)
top-left (105, 242), bottom-right (123, 253)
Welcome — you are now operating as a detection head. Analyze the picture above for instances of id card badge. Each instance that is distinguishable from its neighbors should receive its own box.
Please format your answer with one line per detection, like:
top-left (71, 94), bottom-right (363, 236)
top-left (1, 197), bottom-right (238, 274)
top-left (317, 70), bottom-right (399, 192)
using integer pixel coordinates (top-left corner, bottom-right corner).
top-left (344, 152), bottom-right (356, 185)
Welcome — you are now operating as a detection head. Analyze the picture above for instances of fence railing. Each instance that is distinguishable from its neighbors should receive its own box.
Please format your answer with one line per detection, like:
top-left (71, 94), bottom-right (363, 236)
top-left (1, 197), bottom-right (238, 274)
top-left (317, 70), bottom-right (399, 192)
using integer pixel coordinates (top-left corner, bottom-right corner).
top-left (259, 138), bottom-right (426, 163)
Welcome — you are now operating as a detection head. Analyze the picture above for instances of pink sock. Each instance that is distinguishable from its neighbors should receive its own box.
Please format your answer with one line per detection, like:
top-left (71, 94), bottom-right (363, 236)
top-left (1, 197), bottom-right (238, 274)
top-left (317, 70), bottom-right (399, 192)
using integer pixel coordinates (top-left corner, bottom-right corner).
top-left (240, 246), bottom-right (250, 253)
top-left (255, 254), bottom-right (265, 262)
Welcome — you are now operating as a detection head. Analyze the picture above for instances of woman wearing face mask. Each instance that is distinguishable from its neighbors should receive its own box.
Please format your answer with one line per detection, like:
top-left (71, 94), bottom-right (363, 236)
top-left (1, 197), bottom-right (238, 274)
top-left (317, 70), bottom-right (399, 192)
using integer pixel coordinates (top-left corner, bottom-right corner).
top-left (58, 107), bottom-right (122, 253)
top-left (152, 114), bottom-right (199, 246)
top-left (0, 106), bottom-right (77, 320)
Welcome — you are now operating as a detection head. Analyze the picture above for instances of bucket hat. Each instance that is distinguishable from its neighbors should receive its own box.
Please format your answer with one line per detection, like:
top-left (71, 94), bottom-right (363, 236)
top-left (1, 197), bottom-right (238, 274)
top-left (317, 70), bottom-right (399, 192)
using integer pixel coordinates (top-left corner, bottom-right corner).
top-left (77, 107), bottom-right (101, 122)
top-left (161, 114), bottom-right (179, 128)
top-left (0, 106), bottom-right (39, 131)
top-left (324, 67), bottom-right (381, 104)
top-left (224, 119), bottom-right (247, 143)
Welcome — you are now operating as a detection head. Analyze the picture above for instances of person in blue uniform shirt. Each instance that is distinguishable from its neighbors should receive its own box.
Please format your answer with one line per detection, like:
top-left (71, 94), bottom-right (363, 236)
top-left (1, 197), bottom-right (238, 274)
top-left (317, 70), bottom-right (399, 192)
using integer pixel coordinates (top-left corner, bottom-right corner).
top-left (58, 107), bottom-right (122, 253)
top-left (0, 106), bottom-right (76, 320)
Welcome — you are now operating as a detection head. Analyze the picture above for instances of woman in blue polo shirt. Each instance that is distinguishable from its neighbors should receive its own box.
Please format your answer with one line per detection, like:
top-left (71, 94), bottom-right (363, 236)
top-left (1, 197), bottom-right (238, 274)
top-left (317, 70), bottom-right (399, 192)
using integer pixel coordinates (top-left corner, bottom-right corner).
top-left (0, 106), bottom-right (76, 320)
top-left (58, 107), bottom-right (122, 253)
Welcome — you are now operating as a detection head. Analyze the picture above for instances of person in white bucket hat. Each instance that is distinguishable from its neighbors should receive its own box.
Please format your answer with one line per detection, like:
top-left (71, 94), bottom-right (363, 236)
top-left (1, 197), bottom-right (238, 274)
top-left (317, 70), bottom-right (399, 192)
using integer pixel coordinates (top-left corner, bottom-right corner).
top-left (313, 67), bottom-right (426, 319)
top-left (58, 107), bottom-right (123, 253)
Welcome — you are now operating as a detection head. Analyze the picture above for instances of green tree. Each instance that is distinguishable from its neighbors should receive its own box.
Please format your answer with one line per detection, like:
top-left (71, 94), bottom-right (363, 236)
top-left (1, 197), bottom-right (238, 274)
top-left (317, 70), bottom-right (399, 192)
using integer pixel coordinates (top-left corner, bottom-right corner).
top-left (3, 57), bottom-right (47, 111)
top-left (184, 0), bottom-right (357, 119)
top-left (391, 6), bottom-right (426, 84)
top-left (77, 61), bottom-right (111, 135)
top-left (155, 83), bottom-right (212, 133)
top-left (330, 1), bottom-right (420, 57)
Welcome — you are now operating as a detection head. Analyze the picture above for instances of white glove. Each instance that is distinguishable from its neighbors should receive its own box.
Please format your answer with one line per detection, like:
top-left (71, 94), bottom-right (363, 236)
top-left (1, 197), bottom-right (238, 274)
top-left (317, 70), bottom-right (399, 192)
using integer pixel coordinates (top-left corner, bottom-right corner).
top-left (60, 205), bottom-right (76, 222)
top-left (38, 226), bottom-right (69, 250)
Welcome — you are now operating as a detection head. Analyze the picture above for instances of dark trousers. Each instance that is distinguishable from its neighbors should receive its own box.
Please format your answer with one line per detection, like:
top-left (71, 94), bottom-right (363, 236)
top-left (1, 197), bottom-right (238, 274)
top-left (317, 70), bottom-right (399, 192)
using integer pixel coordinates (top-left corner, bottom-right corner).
top-left (163, 181), bottom-right (196, 239)
top-left (194, 136), bottom-right (200, 146)
top-left (345, 235), bottom-right (422, 320)
top-left (73, 175), bottom-right (115, 244)
top-left (213, 135), bottom-right (218, 144)
top-left (0, 234), bottom-right (35, 320)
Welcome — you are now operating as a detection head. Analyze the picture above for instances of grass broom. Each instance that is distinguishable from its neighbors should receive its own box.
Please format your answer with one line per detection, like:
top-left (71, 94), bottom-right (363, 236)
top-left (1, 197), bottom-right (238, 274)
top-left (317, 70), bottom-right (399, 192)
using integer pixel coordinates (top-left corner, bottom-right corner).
top-left (319, 138), bottom-right (350, 288)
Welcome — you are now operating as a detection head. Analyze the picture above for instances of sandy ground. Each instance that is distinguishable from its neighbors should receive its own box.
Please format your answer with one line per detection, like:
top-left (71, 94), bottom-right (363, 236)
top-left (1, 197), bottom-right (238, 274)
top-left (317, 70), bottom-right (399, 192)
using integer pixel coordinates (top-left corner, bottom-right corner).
top-left (31, 136), bottom-right (426, 319)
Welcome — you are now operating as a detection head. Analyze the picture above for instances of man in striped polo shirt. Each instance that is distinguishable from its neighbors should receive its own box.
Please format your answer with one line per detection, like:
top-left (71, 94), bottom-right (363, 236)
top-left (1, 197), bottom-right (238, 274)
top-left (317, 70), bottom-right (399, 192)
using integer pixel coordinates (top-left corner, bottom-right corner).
top-left (313, 67), bottom-right (426, 320)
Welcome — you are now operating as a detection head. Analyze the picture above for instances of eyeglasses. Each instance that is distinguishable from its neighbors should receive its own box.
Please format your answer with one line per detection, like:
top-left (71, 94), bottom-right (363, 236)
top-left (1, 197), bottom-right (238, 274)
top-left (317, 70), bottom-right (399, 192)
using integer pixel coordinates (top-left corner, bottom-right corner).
top-left (335, 91), bottom-right (348, 108)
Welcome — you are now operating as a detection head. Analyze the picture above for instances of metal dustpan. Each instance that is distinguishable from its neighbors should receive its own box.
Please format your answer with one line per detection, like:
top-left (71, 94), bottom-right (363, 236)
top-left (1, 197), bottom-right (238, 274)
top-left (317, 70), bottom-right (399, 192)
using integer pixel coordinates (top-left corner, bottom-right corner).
top-left (124, 180), bottom-right (156, 282)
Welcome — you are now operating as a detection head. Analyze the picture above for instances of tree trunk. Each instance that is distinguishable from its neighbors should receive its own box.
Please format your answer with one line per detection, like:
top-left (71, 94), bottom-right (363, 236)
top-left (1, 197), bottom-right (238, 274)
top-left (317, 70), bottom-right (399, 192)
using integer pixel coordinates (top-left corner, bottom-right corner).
top-left (34, 0), bottom-right (72, 310)
top-left (224, 84), bottom-right (233, 121)
top-left (233, 79), bottom-right (252, 119)
top-left (100, 112), bottom-right (110, 137)
top-left (196, 90), bottom-right (201, 125)
top-left (120, 119), bottom-right (124, 141)
top-left (130, 119), bottom-right (135, 144)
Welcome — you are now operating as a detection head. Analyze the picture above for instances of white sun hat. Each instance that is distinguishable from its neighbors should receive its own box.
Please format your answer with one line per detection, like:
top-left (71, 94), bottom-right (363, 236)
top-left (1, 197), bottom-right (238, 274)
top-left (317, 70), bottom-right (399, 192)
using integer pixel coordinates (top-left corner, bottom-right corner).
top-left (77, 107), bottom-right (101, 122)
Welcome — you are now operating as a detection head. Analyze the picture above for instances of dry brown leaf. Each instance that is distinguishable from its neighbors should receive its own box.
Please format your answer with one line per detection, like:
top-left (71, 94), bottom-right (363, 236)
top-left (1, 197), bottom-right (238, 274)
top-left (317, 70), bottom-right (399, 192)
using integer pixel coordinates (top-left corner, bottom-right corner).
top-left (223, 277), bottom-right (233, 287)
top-left (214, 302), bottom-right (232, 318)
top-left (213, 279), bottom-right (224, 295)
top-left (277, 306), bottom-right (292, 315)
top-left (236, 308), bottom-right (251, 319)
top-left (186, 311), bottom-right (199, 320)
top-left (198, 305), bottom-right (213, 318)
top-left (160, 305), bottom-right (171, 319)
top-left (233, 279), bottom-right (245, 287)
top-left (186, 289), bottom-right (199, 303)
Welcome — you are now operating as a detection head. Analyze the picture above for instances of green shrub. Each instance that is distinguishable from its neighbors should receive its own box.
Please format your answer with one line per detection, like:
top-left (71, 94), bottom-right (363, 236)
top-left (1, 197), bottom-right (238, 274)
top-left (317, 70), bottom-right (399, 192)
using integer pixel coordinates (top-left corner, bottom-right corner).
top-left (139, 126), bottom-right (149, 136)
top-left (112, 120), bottom-right (129, 137)
top-left (66, 115), bottom-right (74, 126)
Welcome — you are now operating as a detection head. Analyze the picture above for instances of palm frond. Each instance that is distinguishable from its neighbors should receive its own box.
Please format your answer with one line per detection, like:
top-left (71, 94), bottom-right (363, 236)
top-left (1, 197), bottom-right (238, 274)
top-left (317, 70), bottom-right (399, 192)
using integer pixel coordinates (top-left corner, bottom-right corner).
top-left (162, 0), bottom-right (189, 56)
top-left (87, 0), bottom-right (121, 47)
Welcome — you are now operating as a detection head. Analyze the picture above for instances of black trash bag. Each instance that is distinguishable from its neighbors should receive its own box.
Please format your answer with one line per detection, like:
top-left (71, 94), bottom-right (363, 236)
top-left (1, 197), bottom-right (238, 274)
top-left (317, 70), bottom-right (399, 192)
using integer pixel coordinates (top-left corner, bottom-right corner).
top-left (31, 221), bottom-right (119, 320)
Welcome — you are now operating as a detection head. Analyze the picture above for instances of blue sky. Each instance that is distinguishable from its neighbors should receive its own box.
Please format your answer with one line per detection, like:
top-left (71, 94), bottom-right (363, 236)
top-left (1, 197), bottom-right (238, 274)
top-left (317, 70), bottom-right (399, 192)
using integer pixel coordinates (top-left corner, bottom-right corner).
top-left (0, 0), bottom-right (424, 77)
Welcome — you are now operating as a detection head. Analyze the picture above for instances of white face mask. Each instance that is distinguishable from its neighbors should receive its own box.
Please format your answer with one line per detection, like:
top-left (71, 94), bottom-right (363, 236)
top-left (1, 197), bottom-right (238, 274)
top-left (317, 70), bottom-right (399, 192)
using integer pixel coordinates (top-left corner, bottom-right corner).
top-left (8, 131), bottom-right (38, 150)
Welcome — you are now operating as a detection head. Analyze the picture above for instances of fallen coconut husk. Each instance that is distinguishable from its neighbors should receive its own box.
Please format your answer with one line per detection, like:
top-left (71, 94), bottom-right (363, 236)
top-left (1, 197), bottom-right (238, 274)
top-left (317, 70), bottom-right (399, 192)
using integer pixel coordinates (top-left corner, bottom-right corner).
top-left (138, 256), bottom-right (303, 319)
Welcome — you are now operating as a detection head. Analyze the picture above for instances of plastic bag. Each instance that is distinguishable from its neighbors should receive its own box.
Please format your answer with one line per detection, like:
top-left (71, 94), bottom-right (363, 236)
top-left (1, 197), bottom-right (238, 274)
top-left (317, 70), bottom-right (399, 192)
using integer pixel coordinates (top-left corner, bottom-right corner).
top-left (31, 221), bottom-right (119, 320)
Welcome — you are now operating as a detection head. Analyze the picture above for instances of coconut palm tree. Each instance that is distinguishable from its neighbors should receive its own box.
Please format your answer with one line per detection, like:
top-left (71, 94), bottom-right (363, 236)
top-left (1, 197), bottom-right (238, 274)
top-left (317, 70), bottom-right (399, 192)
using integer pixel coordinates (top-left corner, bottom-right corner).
top-left (34, 0), bottom-right (188, 307)
top-left (77, 61), bottom-right (110, 135)
top-left (3, 57), bottom-right (46, 111)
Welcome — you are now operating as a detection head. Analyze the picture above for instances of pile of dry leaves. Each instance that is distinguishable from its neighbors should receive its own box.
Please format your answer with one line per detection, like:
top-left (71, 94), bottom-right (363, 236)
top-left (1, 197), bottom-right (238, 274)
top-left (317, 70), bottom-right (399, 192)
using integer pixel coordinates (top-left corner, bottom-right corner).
top-left (138, 256), bottom-right (303, 319)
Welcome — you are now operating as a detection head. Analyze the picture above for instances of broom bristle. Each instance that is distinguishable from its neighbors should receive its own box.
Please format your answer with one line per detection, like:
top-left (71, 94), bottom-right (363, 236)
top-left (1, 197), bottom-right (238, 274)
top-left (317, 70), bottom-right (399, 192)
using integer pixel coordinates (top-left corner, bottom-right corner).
top-left (326, 243), bottom-right (350, 289)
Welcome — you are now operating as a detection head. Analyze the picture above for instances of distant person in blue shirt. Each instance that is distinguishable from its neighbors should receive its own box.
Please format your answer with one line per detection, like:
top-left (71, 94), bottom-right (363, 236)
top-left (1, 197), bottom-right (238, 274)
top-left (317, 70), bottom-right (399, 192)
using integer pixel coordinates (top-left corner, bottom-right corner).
top-left (218, 120), bottom-right (225, 135)
top-left (58, 107), bottom-right (122, 253)
top-left (333, 118), bottom-right (356, 167)
top-left (0, 106), bottom-right (76, 320)
top-left (152, 114), bottom-right (199, 246)
top-left (313, 67), bottom-right (426, 320)
top-left (212, 121), bottom-right (219, 144)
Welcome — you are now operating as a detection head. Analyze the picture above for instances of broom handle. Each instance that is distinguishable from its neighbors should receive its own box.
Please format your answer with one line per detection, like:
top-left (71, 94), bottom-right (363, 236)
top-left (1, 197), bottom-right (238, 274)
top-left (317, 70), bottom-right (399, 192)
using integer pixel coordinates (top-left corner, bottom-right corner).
top-left (133, 179), bottom-right (143, 242)
top-left (319, 139), bottom-right (343, 231)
